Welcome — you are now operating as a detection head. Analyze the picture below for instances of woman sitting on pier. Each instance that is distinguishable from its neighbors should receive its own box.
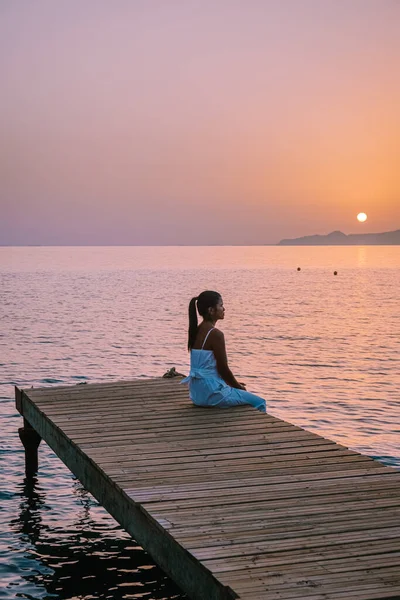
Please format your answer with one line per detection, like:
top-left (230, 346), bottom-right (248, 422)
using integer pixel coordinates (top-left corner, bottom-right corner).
top-left (181, 290), bottom-right (266, 412)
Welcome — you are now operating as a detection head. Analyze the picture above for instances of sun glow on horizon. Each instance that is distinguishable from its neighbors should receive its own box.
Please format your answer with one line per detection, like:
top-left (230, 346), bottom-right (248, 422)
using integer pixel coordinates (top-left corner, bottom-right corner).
top-left (357, 213), bottom-right (368, 223)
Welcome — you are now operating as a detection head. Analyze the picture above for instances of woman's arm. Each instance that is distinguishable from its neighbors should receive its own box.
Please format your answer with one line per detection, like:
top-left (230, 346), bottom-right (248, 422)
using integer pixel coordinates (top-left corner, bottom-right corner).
top-left (211, 330), bottom-right (245, 389)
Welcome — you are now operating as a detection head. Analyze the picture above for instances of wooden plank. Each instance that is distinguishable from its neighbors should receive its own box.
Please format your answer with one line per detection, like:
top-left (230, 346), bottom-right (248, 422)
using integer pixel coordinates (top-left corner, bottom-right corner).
top-left (26, 378), bottom-right (185, 397)
top-left (147, 496), bottom-right (400, 532)
top-left (51, 406), bottom-right (268, 421)
top-left (115, 471), bottom-right (400, 493)
top-left (37, 399), bottom-right (265, 415)
top-left (228, 569), bottom-right (400, 595)
top-left (143, 491), bottom-right (400, 525)
top-left (73, 430), bottom-right (327, 448)
top-left (123, 467), bottom-right (393, 498)
top-left (41, 417), bottom-right (297, 436)
top-left (93, 449), bottom-right (362, 469)
top-left (234, 573), bottom-right (400, 596)
top-left (181, 527), bottom-right (400, 561)
top-left (172, 518), bottom-right (400, 550)
top-left (128, 470), bottom-right (397, 502)
top-left (115, 465), bottom-right (398, 488)
top-left (242, 584), bottom-right (400, 600)
top-left (110, 463), bottom-right (383, 489)
top-left (202, 538), bottom-right (400, 572)
top-left (72, 416), bottom-right (292, 434)
top-left (41, 409), bottom-right (287, 426)
top-left (170, 514), bottom-right (400, 546)
top-left (84, 441), bottom-right (349, 460)
top-left (217, 555), bottom-right (400, 582)
top-left (102, 453), bottom-right (373, 472)
top-left (80, 436), bottom-right (340, 454)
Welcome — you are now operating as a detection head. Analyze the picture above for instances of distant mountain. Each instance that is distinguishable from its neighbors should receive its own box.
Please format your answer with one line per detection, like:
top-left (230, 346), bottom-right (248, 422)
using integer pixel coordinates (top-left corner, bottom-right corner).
top-left (278, 229), bottom-right (400, 246)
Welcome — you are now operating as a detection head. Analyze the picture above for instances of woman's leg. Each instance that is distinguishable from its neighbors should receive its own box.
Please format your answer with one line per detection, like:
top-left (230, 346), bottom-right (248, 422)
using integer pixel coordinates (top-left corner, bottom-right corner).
top-left (209, 388), bottom-right (266, 412)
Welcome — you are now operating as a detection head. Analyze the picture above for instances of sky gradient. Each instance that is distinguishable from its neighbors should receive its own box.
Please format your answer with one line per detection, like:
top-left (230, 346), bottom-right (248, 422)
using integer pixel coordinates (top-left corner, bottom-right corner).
top-left (1, 0), bottom-right (399, 245)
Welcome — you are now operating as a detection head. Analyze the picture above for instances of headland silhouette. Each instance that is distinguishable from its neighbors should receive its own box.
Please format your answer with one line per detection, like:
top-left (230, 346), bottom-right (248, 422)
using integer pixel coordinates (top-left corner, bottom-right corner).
top-left (278, 229), bottom-right (400, 246)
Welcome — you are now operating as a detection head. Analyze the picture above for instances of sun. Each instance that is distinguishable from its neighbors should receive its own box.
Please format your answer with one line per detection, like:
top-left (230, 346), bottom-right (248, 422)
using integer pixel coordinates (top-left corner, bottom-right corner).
top-left (357, 212), bottom-right (367, 223)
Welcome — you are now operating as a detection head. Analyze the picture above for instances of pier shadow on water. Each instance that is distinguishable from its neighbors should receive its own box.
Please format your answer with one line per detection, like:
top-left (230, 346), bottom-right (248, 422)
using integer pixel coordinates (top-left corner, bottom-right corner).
top-left (9, 476), bottom-right (186, 600)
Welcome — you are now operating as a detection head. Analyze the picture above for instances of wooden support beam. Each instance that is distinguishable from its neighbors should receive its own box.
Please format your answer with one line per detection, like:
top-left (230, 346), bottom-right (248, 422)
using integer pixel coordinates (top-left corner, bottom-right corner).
top-left (18, 421), bottom-right (41, 476)
top-left (16, 387), bottom-right (42, 476)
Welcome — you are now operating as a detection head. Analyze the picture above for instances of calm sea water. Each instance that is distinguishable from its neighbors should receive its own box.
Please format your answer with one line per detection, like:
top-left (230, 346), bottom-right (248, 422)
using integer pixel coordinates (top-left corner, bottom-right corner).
top-left (1, 245), bottom-right (399, 599)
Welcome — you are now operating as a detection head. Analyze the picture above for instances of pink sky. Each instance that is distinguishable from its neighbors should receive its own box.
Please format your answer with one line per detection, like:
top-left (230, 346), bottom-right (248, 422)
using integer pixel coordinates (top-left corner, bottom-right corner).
top-left (1, 0), bottom-right (399, 245)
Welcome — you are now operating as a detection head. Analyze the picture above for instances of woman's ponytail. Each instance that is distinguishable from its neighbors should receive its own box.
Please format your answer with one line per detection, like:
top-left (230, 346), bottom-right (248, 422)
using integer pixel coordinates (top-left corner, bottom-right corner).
top-left (188, 297), bottom-right (198, 350)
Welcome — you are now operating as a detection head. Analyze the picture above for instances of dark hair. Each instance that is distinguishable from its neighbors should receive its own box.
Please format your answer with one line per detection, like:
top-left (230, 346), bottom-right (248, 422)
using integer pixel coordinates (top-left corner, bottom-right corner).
top-left (188, 290), bottom-right (221, 350)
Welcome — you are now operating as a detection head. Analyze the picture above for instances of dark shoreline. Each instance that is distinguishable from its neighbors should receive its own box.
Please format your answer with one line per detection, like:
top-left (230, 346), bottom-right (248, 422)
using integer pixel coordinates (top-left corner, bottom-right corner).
top-left (278, 229), bottom-right (400, 246)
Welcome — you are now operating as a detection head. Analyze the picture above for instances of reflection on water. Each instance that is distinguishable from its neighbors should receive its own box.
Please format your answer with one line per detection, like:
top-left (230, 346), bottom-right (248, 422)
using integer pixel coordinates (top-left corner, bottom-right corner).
top-left (1, 246), bottom-right (399, 599)
top-left (356, 246), bottom-right (367, 268)
top-left (8, 475), bottom-right (185, 600)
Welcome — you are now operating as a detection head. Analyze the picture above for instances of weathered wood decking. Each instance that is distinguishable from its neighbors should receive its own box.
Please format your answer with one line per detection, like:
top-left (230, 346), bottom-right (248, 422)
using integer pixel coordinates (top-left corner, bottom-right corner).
top-left (15, 378), bottom-right (400, 600)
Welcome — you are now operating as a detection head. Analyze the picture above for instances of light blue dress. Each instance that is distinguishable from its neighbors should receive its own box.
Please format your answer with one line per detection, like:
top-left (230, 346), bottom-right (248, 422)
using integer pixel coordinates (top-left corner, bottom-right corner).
top-left (181, 329), bottom-right (266, 413)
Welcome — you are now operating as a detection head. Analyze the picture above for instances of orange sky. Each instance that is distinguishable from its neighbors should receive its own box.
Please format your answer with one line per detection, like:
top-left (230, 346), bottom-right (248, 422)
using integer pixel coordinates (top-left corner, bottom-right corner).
top-left (1, 0), bottom-right (399, 245)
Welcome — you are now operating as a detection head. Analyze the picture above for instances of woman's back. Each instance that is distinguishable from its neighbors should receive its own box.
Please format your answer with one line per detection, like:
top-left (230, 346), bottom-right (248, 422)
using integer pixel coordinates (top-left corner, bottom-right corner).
top-left (190, 347), bottom-right (218, 374)
top-left (189, 327), bottom-right (219, 376)
top-left (191, 325), bottom-right (215, 351)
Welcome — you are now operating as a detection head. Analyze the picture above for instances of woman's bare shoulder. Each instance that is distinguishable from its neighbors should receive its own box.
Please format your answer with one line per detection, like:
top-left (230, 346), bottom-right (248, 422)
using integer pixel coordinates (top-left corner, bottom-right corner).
top-left (211, 328), bottom-right (225, 342)
top-left (212, 328), bottom-right (224, 337)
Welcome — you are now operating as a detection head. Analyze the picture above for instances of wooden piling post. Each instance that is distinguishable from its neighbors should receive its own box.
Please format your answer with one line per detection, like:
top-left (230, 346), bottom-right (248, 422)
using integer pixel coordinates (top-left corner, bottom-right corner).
top-left (18, 418), bottom-right (42, 476)
top-left (16, 386), bottom-right (42, 477)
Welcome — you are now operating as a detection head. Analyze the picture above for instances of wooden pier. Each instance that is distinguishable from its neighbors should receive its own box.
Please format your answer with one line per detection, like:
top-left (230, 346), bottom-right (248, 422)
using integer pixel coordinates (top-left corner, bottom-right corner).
top-left (16, 378), bottom-right (400, 600)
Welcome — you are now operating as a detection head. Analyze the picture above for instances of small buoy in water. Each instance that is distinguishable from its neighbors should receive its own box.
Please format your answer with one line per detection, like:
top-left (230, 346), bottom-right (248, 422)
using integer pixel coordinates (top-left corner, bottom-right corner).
top-left (334, 271), bottom-right (338, 276)
top-left (297, 267), bottom-right (301, 271)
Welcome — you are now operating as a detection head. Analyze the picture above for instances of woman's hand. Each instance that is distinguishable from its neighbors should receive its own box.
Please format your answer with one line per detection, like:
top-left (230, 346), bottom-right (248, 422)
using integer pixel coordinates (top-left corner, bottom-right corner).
top-left (238, 382), bottom-right (246, 390)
